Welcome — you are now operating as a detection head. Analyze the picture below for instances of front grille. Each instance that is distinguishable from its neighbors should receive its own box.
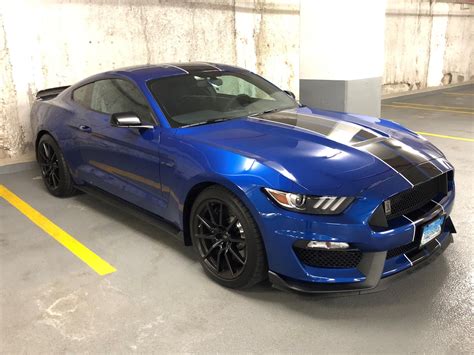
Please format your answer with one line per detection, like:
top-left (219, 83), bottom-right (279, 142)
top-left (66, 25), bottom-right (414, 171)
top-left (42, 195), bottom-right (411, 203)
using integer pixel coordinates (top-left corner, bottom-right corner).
top-left (294, 247), bottom-right (362, 268)
top-left (386, 173), bottom-right (448, 220)
top-left (387, 241), bottom-right (418, 259)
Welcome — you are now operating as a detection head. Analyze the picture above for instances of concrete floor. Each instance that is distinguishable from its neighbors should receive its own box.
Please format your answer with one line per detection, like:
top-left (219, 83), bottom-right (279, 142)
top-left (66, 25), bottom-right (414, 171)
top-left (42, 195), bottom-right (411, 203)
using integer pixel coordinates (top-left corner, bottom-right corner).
top-left (1, 86), bottom-right (473, 353)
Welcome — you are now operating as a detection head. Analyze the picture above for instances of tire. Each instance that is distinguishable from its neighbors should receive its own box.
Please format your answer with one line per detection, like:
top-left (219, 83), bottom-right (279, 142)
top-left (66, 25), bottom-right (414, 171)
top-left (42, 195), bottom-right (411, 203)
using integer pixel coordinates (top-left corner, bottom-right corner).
top-left (190, 186), bottom-right (267, 289)
top-left (37, 134), bottom-right (77, 197)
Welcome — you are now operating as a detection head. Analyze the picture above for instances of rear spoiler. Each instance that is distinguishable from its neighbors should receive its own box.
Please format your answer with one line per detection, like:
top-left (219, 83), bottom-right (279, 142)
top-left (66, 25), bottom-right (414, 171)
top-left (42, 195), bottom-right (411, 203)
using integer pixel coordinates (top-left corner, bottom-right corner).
top-left (36, 85), bottom-right (70, 101)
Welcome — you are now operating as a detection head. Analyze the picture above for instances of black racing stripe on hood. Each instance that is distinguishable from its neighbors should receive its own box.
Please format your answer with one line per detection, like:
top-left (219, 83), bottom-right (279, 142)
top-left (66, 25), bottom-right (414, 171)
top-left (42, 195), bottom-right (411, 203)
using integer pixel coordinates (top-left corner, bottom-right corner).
top-left (255, 111), bottom-right (379, 145)
top-left (256, 111), bottom-right (442, 186)
top-left (402, 162), bottom-right (445, 185)
top-left (357, 138), bottom-right (442, 185)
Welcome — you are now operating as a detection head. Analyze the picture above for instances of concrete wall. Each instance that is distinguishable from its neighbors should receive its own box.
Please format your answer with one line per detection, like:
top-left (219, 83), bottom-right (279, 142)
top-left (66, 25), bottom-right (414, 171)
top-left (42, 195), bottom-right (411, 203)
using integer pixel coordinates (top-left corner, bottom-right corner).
top-left (383, 0), bottom-right (473, 94)
top-left (0, 0), bottom-right (299, 161)
top-left (1, 0), bottom-right (472, 161)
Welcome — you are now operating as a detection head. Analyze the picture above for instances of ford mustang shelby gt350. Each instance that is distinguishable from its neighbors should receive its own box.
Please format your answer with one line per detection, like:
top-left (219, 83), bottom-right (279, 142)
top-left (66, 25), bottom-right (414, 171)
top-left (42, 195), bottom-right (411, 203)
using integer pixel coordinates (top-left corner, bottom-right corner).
top-left (31, 62), bottom-right (456, 293)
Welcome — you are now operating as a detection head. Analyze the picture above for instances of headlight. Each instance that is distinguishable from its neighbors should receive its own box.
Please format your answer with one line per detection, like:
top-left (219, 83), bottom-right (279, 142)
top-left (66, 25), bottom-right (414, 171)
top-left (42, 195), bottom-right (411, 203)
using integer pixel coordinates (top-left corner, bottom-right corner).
top-left (263, 188), bottom-right (354, 215)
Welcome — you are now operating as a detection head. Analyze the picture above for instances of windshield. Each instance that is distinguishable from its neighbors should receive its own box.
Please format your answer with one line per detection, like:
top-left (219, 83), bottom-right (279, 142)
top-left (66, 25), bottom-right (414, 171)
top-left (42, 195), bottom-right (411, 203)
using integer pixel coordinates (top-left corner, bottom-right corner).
top-left (147, 71), bottom-right (298, 127)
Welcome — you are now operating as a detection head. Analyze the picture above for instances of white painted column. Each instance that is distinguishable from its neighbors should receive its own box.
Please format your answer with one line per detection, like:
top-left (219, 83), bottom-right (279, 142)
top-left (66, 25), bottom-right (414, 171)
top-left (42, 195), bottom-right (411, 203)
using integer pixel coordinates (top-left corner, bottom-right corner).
top-left (427, 2), bottom-right (449, 87)
top-left (300, 0), bottom-right (387, 117)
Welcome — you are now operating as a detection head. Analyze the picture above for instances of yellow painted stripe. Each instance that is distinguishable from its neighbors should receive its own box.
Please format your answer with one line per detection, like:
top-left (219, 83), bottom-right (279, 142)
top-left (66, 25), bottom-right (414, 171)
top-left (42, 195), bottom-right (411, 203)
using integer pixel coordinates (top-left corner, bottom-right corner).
top-left (416, 131), bottom-right (474, 142)
top-left (382, 104), bottom-right (474, 115)
top-left (0, 185), bottom-right (116, 275)
top-left (392, 101), bottom-right (474, 111)
top-left (443, 92), bottom-right (474, 96)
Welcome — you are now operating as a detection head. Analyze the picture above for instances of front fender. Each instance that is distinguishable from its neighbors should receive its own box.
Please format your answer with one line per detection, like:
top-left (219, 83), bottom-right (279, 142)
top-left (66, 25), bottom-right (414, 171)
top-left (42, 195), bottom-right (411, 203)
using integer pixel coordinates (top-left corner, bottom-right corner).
top-left (160, 132), bottom-right (303, 231)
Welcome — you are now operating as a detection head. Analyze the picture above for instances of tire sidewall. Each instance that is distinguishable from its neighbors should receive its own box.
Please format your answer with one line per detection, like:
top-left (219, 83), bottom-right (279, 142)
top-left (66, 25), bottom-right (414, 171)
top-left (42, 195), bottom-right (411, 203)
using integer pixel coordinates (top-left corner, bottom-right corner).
top-left (190, 186), bottom-right (265, 289)
top-left (37, 134), bottom-right (73, 197)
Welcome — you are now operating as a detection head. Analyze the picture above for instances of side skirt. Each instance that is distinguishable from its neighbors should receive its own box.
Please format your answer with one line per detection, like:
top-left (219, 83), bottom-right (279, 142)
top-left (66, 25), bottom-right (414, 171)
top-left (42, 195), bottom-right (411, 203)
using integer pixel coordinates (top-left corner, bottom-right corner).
top-left (76, 184), bottom-right (184, 243)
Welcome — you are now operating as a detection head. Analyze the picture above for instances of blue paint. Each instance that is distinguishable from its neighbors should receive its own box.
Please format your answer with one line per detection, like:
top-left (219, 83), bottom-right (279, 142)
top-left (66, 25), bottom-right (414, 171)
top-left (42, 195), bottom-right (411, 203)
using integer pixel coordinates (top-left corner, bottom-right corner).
top-left (31, 63), bottom-right (455, 287)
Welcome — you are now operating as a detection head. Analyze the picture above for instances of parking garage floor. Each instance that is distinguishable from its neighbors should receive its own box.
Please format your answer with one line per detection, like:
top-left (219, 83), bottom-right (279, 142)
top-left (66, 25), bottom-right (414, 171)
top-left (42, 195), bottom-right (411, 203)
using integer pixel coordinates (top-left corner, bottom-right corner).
top-left (1, 85), bottom-right (473, 353)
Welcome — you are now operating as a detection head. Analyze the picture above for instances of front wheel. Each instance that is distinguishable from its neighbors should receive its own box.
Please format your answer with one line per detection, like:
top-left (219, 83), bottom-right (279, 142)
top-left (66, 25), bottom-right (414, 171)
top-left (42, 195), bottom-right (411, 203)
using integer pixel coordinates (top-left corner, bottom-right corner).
top-left (190, 186), bottom-right (267, 289)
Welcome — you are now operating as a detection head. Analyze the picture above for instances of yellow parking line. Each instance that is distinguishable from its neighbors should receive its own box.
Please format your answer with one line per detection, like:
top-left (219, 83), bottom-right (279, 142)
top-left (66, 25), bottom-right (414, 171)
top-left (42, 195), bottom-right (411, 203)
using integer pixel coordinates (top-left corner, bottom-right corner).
top-left (0, 185), bottom-right (116, 275)
top-left (416, 131), bottom-right (474, 142)
top-left (443, 92), bottom-right (474, 96)
top-left (392, 101), bottom-right (474, 111)
top-left (382, 104), bottom-right (474, 115)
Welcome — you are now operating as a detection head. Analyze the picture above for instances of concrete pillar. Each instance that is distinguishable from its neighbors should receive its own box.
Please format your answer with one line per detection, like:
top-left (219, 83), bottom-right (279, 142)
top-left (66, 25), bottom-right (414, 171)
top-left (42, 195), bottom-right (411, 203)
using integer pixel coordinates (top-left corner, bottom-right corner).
top-left (299, 0), bottom-right (387, 117)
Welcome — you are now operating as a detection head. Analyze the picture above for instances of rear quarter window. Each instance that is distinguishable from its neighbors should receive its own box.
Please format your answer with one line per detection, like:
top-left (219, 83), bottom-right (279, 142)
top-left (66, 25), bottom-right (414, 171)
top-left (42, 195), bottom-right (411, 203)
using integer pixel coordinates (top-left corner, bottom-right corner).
top-left (72, 83), bottom-right (93, 108)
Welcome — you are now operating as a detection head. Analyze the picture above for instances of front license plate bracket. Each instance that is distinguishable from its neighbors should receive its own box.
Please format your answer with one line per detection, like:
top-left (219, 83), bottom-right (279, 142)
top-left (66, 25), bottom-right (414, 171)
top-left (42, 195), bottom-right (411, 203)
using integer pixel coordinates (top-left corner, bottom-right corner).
top-left (420, 216), bottom-right (445, 247)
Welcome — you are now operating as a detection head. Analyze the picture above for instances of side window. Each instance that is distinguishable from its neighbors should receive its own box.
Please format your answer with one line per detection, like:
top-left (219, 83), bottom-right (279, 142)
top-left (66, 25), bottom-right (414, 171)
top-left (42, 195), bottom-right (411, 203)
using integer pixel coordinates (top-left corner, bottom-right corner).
top-left (72, 83), bottom-right (93, 107)
top-left (215, 75), bottom-right (274, 100)
top-left (90, 79), bottom-right (155, 125)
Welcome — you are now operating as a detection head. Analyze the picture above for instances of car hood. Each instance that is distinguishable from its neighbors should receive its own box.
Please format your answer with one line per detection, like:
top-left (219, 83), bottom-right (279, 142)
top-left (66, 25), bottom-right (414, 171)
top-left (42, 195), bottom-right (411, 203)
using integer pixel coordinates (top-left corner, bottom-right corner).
top-left (180, 106), bottom-right (446, 194)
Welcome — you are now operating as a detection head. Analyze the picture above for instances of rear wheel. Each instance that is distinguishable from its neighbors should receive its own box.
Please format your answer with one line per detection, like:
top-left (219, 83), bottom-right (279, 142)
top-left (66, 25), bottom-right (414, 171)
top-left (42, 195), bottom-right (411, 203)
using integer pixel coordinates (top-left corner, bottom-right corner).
top-left (37, 134), bottom-right (76, 197)
top-left (190, 186), bottom-right (267, 289)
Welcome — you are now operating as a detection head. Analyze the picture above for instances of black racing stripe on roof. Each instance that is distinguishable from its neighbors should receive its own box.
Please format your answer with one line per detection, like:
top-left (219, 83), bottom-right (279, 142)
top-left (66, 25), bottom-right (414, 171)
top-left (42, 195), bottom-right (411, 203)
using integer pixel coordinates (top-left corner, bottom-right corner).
top-left (168, 63), bottom-right (220, 73)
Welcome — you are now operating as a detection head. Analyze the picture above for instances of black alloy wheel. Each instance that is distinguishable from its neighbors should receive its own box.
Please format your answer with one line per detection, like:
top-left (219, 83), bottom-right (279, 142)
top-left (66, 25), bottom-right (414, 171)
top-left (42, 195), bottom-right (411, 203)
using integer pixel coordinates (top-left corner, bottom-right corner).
top-left (36, 134), bottom-right (76, 197)
top-left (194, 199), bottom-right (247, 278)
top-left (191, 186), bottom-right (267, 289)
top-left (38, 141), bottom-right (60, 191)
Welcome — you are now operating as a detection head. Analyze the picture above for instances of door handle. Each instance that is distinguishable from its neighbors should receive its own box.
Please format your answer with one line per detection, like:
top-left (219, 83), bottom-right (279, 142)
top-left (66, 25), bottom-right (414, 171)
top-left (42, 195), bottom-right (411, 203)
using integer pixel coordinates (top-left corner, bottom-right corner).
top-left (160, 161), bottom-right (175, 168)
top-left (78, 125), bottom-right (91, 133)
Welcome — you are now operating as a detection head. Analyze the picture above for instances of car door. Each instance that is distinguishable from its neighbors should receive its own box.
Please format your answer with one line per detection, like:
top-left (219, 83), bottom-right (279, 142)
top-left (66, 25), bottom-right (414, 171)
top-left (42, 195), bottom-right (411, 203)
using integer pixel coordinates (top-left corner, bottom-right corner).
top-left (74, 78), bottom-right (166, 215)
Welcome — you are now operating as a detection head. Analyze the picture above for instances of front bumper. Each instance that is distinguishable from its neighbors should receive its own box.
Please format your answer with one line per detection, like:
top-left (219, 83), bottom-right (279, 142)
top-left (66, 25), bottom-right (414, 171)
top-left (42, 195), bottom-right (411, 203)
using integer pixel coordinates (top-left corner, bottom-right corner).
top-left (269, 228), bottom-right (454, 294)
top-left (248, 167), bottom-right (456, 293)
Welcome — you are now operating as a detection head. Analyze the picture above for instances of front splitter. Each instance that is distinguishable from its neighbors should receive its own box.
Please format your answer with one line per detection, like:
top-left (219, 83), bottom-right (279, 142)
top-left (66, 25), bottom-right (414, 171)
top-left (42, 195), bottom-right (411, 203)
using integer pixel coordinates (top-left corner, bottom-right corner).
top-left (269, 233), bottom-right (453, 295)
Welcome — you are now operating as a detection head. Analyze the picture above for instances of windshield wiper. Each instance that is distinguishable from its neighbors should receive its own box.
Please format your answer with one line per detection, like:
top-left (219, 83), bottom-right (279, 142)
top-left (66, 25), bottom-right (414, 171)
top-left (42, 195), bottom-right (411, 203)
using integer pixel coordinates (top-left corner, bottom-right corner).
top-left (249, 108), bottom-right (285, 117)
top-left (181, 117), bottom-right (234, 128)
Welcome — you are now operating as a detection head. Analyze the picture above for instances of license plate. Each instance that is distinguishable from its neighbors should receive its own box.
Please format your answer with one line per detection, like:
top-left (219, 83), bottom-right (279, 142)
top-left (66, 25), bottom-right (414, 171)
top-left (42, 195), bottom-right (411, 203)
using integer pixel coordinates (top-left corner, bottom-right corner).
top-left (420, 216), bottom-right (444, 247)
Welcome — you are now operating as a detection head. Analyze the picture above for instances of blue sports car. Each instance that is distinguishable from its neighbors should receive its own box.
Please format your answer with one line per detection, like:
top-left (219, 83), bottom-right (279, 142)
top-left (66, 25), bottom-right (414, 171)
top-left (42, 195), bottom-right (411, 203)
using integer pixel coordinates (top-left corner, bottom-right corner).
top-left (31, 62), bottom-right (456, 293)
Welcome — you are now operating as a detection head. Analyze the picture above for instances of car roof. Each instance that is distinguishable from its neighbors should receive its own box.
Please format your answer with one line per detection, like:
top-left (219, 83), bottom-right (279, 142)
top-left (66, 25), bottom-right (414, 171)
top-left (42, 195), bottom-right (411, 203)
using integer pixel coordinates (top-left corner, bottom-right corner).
top-left (103, 62), bottom-right (249, 82)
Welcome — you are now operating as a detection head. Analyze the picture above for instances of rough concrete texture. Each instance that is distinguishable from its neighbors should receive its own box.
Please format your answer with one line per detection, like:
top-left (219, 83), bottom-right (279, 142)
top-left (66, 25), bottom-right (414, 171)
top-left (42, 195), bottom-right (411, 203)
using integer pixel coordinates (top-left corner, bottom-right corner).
top-left (0, 0), bottom-right (299, 160)
top-left (0, 87), bottom-right (473, 353)
top-left (383, 0), bottom-right (473, 94)
top-left (1, 0), bottom-right (472, 160)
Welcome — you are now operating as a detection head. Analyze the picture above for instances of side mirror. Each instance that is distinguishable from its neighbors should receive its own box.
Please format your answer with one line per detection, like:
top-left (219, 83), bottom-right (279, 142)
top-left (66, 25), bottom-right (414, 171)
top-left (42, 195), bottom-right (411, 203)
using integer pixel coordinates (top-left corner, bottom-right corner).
top-left (283, 90), bottom-right (296, 99)
top-left (110, 112), bottom-right (153, 129)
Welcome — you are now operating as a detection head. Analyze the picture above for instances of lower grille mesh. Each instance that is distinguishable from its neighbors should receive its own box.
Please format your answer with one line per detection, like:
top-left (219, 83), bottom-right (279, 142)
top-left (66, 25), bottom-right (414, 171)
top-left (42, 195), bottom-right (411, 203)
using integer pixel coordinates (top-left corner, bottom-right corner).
top-left (386, 241), bottom-right (418, 259)
top-left (294, 247), bottom-right (362, 268)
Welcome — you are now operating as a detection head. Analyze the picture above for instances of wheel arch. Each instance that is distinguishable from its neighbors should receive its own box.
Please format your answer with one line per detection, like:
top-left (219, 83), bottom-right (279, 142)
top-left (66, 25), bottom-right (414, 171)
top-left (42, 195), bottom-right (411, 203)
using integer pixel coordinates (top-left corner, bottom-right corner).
top-left (181, 178), bottom-right (265, 248)
top-left (35, 130), bottom-right (55, 158)
top-left (182, 182), bottom-right (216, 246)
